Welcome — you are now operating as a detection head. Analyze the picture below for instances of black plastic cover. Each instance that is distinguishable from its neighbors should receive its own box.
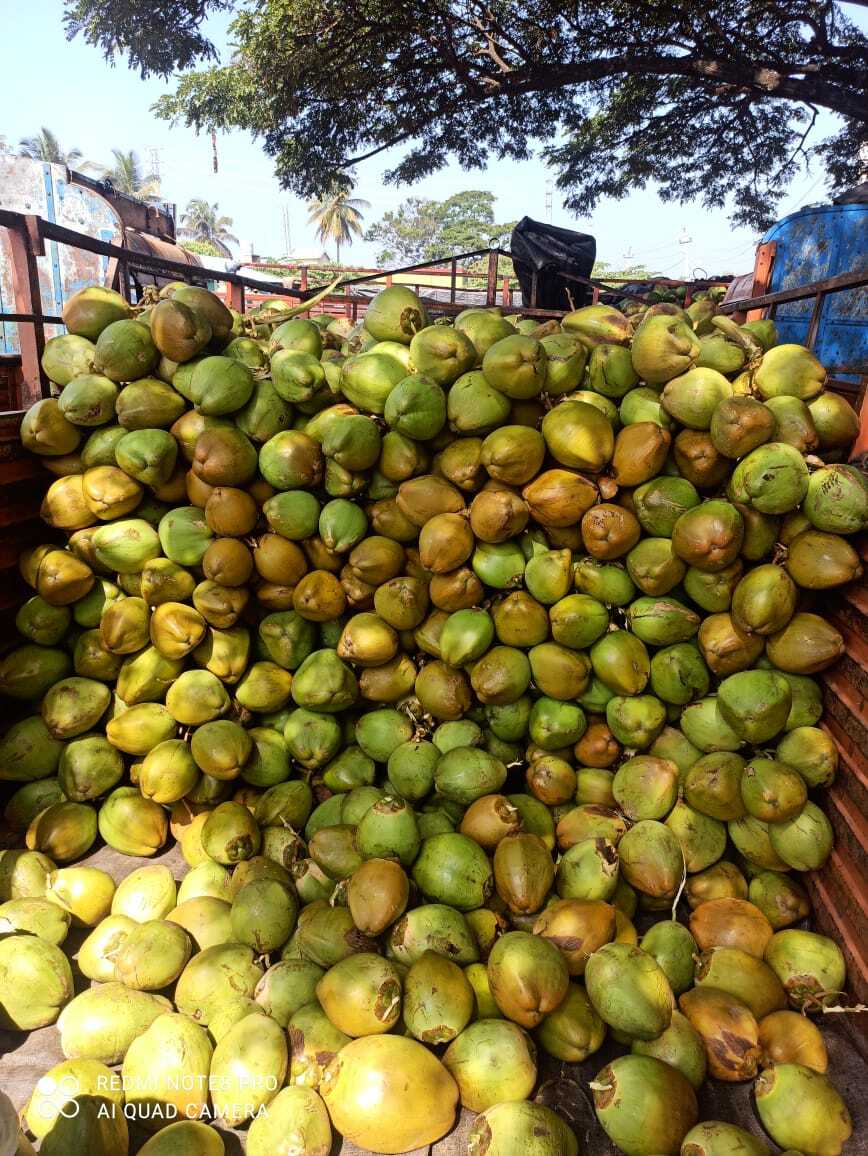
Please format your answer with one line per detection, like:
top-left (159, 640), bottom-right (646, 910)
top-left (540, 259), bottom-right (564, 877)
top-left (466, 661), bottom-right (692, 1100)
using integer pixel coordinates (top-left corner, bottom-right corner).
top-left (509, 217), bottom-right (596, 310)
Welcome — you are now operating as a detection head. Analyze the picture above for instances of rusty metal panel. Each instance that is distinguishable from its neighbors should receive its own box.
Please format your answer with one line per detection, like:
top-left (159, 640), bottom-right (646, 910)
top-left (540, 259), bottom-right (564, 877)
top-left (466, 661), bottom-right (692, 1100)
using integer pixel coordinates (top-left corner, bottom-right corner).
top-left (70, 169), bottom-right (176, 240)
top-left (0, 156), bottom-right (122, 354)
top-left (122, 229), bottom-right (203, 295)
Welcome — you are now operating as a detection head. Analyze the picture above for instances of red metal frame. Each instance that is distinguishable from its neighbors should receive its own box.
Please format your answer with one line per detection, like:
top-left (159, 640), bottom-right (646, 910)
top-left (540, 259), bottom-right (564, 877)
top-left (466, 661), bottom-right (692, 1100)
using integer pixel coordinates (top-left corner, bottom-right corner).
top-left (1, 210), bottom-right (866, 415)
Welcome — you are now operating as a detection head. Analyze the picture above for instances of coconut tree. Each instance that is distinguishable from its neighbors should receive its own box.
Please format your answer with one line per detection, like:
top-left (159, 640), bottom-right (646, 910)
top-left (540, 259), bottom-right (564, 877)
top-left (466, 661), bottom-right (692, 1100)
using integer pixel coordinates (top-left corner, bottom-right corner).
top-left (307, 185), bottom-right (370, 265)
top-left (18, 127), bottom-right (82, 165)
top-left (99, 149), bottom-right (161, 198)
top-left (179, 199), bottom-right (239, 249)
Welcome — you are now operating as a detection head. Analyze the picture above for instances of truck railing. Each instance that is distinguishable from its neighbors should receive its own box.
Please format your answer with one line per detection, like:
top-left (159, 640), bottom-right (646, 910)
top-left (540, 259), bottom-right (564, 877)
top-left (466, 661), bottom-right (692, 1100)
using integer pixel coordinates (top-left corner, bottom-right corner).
top-left (0, 209), bottom-right (313, 407)
top-left (718, 268), bottom-right (868, 401)
top-left (0, 210), bottom-right (865, 1003)
top-left (0, 209), bottom-right (865, 412)
top-left (294, 247), bottom-right (730, 311)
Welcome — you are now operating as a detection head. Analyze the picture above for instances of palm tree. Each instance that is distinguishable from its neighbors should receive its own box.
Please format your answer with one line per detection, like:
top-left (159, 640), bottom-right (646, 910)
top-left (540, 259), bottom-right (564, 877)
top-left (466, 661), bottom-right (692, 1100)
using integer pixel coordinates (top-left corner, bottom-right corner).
top-left (307, 185), bottom-right (370, 264)
top-left (18, 127), bottom-right (82, 165)
top-left (179, 200), bottom-right (239, 250)
top-left (99, 149), bottom-right (161, 199)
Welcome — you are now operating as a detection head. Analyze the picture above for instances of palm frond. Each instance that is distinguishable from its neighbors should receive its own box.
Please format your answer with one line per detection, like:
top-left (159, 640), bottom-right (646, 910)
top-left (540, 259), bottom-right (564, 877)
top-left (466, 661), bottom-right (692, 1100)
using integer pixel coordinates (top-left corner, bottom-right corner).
top-left (17, 126), bottom-right (83, 165)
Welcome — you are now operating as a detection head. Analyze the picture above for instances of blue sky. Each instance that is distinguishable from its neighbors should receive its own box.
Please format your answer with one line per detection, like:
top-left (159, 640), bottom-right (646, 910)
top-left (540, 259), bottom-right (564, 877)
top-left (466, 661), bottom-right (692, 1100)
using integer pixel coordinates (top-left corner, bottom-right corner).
top-left (2, 0), bottom-right (862, 274)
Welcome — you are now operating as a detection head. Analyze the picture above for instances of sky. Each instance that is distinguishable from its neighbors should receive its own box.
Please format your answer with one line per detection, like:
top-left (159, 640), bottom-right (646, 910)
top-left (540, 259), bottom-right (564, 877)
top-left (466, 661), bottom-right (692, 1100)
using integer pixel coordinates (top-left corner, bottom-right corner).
top-left (2, 0), bottom-right (862, 277)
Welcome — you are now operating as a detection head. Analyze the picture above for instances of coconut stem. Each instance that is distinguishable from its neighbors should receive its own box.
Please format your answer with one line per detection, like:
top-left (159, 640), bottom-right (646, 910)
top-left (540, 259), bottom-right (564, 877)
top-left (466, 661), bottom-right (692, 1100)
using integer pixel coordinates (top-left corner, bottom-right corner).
top-left (671, 848), bottom-right (688, 919)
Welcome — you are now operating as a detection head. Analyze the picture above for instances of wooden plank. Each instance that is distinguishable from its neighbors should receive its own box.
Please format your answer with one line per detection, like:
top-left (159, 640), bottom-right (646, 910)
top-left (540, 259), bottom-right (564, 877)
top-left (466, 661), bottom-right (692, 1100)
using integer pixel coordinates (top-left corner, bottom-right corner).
top-left (805, 872), bottom-right (868, 1006)
top-left (823, 789), bottom-right (868, 871)
top-left (746, 241), bottom-right (775, 321)
top-left (720, 267), bottom-right (868, 313)
top-left (821, 664), bottom-right (868, 729)
top-left (843, 584), bottom-right (868, 614)
top-left (821, 719), bottom-right (868, 794)
top-left (486, 251), bottom-right (498, 307)
top-left (226, 281), bottom-right (244, 313)
top-left (0, 312), bottom-right (64, 324)
top-left (806, 290), bottom-right (827, 350)
top-left (0, 457), bottom-right (47, 484)
top-left (824, 613), bottom-right (868, 675)
top-left (4, 218), bottom-right (46, 405)
top-left (0, 534), bottom-right (41, 568)
top-left (0, 209), bottom-right (305, 301)
top-left (0, 498), bottom-right (43, 528)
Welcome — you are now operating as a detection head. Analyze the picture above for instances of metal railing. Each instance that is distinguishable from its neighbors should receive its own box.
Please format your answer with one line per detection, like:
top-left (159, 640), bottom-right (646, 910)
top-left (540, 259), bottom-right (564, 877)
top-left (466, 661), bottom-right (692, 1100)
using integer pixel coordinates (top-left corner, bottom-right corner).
top-left (0, 209), bottom-right (865, 413)
top-left (266, 247), bottom-right (731, 312)
top-left (719, 267), bottom-right (868, 395)
top-left (0, 210), bottom-right (315, 407)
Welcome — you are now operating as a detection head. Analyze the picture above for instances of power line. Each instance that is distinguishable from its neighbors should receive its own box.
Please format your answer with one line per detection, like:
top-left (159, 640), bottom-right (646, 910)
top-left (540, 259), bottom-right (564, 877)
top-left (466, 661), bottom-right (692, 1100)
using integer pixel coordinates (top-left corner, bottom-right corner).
top-left (622, 240), bottom-right (688, 258)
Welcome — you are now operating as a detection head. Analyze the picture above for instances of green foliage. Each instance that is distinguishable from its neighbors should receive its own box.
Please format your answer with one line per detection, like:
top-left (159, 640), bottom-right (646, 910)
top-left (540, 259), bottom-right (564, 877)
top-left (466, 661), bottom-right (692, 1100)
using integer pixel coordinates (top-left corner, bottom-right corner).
top-left (19, 127), bottom-right (82, 165)
top-left (592, 261), bottom-right (661, 284)
top-left (97, 149), bottom-right (160, 197)
top-left (366, 190), bottom-right (514, 265)
top-left (64, 0), bottom-right (868, 229)
top-left (180, 238), bottom-right (225, 257)
top-left (180, 199), bottom-right (238, 249)
top-left (64, 0), bottom-right (231, 76)
top-left (306, 266), bottom-right (345, 286)
top-left (307, 187), bottom-right (370, 262)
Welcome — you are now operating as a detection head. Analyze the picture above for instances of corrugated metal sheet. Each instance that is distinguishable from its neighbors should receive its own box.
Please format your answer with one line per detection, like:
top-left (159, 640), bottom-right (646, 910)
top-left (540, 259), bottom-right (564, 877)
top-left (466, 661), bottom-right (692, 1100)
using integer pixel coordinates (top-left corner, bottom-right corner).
top-left (122, 229), bottom-right (203, 291)
top-left (123, 230), bottom-right (201, 267)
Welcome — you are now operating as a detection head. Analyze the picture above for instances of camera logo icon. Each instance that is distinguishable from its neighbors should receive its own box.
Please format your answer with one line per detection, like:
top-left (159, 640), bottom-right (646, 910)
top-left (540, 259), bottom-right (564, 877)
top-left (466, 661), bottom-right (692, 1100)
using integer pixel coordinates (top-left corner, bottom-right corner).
top-left (35, 1075), bottom-right (81, 1120)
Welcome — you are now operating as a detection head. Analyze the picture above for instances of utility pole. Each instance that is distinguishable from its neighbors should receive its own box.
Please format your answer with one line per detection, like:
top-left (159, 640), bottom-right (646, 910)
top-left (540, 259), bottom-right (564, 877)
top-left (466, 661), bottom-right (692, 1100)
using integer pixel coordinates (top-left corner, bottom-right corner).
top-left (146, 147), bottom-right (163, 196)
top-left (282, 205), bottom-right (292, 257)
top-left (678, 227), bottom-right (692, 280)
top-left (545, 179), bottom-right (553, 223)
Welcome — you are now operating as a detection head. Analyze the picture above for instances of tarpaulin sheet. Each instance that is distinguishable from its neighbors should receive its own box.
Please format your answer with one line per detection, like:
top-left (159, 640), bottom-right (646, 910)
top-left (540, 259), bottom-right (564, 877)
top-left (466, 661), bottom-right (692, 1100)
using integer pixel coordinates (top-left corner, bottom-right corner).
top-left (510, 217), bottom-right (596, 311)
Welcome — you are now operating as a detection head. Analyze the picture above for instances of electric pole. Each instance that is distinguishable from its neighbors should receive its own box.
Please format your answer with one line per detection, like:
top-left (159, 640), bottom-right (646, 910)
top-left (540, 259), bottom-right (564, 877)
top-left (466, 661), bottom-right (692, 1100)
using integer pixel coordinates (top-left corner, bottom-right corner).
top-left (678, 227), bottom-right (692, 280)
top-left (545, 179), bottom-right (553, 223)
top-left (146, 147), bottom-right (163, 196)
top-left (282, 205), bottom-right (292, 257)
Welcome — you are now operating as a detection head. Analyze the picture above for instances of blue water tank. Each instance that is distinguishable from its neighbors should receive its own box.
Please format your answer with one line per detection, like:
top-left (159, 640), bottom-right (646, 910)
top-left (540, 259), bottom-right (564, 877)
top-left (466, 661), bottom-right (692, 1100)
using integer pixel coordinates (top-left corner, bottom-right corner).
top-left (762, 202), bottom-right (867, 379)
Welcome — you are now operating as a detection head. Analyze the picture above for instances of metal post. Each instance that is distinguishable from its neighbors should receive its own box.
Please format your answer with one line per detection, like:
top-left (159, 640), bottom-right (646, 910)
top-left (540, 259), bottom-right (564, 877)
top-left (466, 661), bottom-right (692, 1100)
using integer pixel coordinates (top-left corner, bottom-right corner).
top-left (8, 218), bottom-right (48, 405)
top-left (806, 292), bottom-right (826, 350)
top-left (486, 250), bottom-right (498, 307)
top-left (749, 242), bottom-right (776, 321)
top-left (114, 249), bottom-right (131, 302)
top-left (227, 281), bottom-right (245, 313)
top-left (450, 258), bottom-right (457, 304)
